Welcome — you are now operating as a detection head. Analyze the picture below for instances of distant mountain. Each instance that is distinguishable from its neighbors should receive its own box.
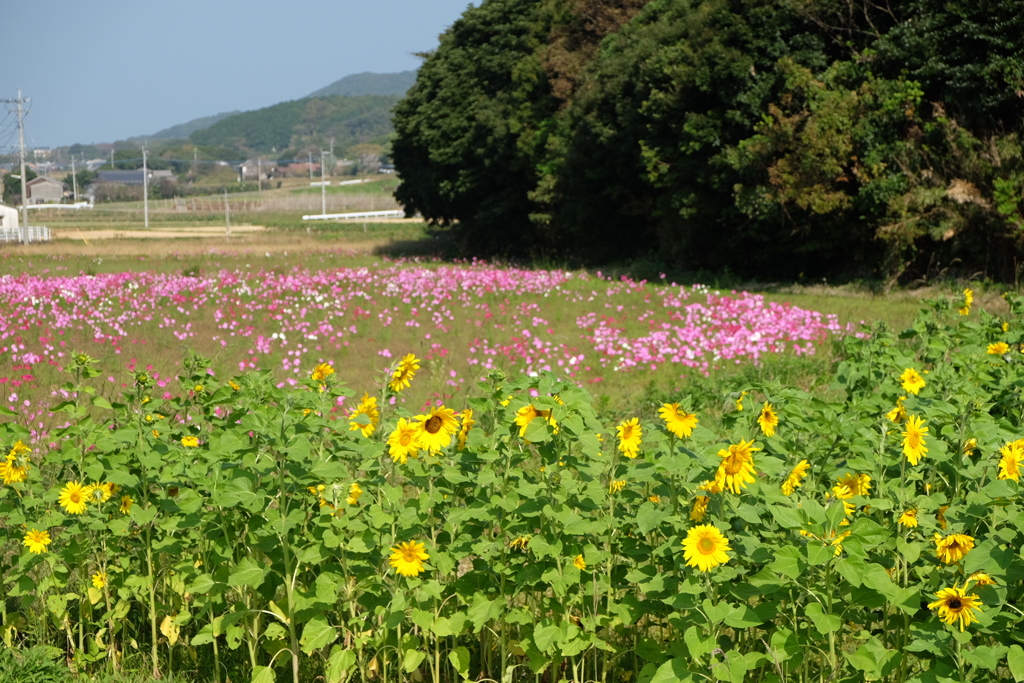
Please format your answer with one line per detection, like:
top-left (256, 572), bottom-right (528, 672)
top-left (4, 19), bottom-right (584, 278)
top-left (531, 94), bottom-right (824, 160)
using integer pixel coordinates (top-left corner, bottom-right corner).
top-left (308, 71), bottom-right (416, 98)
top-left (188, 94), bottom-right (398, 157)
top-left (151, 111), bottom-right (242, 140)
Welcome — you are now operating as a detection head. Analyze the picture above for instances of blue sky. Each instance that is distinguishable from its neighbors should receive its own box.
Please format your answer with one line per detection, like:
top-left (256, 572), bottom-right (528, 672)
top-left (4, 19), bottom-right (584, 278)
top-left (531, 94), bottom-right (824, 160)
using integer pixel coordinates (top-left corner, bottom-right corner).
top-left (1, 0), bottom-right (472, 149)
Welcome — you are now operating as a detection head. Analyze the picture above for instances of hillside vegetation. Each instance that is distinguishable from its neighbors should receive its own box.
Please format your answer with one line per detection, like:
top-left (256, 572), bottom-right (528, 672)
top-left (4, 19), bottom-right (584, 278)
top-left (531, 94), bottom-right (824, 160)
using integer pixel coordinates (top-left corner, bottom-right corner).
top-left (189, 94), bottom-right (398, 161)
top-left (391, 0), bottom-right (1024, 283)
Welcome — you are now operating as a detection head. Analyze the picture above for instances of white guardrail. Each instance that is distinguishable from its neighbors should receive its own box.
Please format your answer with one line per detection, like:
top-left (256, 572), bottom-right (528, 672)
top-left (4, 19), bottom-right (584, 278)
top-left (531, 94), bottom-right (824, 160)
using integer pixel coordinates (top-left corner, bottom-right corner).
top-left (302, 210), bottom-right (405, 221)
top-left (26, 202), bottom-right (93, 210)
top-left (0, 226), bottom-right (51, 243)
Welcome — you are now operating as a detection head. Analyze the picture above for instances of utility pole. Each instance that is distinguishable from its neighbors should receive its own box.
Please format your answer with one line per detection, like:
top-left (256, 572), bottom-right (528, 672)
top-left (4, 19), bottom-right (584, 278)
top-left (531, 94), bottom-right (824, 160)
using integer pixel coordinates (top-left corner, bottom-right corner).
top-left (71, 157), bottom-right (78, 203)
top-left (111, 148), bottom-right (115, 169)
top-left (320, 149), bottom-right (327, 217)
top-left (308, 152), bottom-right (313, 181)
top-left (257, 159), bottom-right (262, 192)
top-left (142, 147), bottom-right (149, 228)
top-left (224, 189), bottom-right (231, 239)
top-left (329, 138), bottom-right (334, 178)
top-left (3, 91), bottom-right (30, 242)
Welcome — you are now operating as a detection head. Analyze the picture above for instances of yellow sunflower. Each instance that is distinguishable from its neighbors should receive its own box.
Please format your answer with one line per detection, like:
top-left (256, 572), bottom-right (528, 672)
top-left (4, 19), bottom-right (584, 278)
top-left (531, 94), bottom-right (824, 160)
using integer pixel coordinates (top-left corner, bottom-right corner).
top-left (835, 472), bottom-right (872, 497)
top-left (509, 536), bottom-right (531, 552)
top-left (59, 481), bottom-right (89, 515)
top-left (963, 438), bottom-right (978, 456)
top-left (348, 394), bottom-right (380, 438)
top-left (886, 396), bottom-right (908, 424)
top-left (119, 495), bottom-right (134, 515)
top-left (714, 439), bottom-right (759, 494)
top-left (387, 418), bottom-right (423, 463)
top-left (659, 403), bottom-right (698, 438)
top-left (689, 496), bottom-right (709, 522)
top-left (311, 362), bottom-right (335, 383)
top-left (958, 288), bottom-right (973, 316)
top-left (682, 524), bottom-right (731, 572)
top-left (514, 404), bottom-right (558, 438)
top-left (987, 342), bottom-right (1010, 355)
top-left (84, 482), bottom-right (113, 504)
top-left (898, 509), bottom-right (918, 528)
top-left (757, 402), bottom-right (779, 437)
top-left (414, 405), bottom-right (459, 453)
top-left (388, 354), bottom-right (420, 392)
top-left (899, 368), bottom-right (926, 395)
top-left (966, 571), bottom-right (997, 587)
top-left (616, 418), bottom-right (643, 459)
top-left (608, 480), bottom-right (627, 494)
top-left (781, 460), bottom-right (810, 496)
top-left (735, 391), bottom-right (748, 411)
top-left (91, 571), bottom-right (107, 589)
top-left (928, 584), bottom-right (982, 631)
top-left (935, 533), bottom-right (975, 564)
top-left (181, 435), bottom-right (200, 448)
top-left (346, 482), bottom-right (363, 506)
top-left (573, 554), bottom-right (587, 571)
top-left (902, 415), bottom-right (929, 465)
top-left (23, 529), bottom-right (51, 554)
top-left (998, 441), bottom-right (1022, 482)
top-left (389, 540), bottom-right (429, 577)
top-left (457, 409), bottom-right (475, 450)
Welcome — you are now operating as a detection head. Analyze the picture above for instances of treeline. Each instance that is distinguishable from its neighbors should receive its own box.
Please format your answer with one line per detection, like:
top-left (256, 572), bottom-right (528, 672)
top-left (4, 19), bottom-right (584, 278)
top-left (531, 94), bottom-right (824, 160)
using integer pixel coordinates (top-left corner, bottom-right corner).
top-left (392, 0), bottom-right (1024, 281)
top-left (189, 94), bottom-right (398, 163)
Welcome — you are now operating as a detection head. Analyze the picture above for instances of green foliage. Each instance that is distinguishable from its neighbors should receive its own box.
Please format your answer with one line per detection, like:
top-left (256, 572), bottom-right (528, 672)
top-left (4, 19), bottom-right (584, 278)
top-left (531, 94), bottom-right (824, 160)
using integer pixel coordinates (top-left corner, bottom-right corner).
top-left (190, 95), bottom-right (399, 159)
top-left (6, 295), bottom-right (1024, 682)
top-left (392, 0), bottom-right (1024, 282)
top-left (2, 166), bottom-right (36, 203)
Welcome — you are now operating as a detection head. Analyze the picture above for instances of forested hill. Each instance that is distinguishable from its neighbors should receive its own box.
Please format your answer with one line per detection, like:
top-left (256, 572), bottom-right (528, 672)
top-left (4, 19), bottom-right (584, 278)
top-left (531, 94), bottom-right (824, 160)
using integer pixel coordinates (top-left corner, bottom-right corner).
top-left (391, 0), bottom-right (1024, 282)
top-left (308, 71), bottom-right (416, 98)
top-left (188, 94), bottom-right (398, 159)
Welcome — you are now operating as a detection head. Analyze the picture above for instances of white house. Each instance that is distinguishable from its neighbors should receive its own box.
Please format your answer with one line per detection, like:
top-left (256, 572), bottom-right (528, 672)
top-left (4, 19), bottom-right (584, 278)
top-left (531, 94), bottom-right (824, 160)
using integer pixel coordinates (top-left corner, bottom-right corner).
top-left (0, 203), bottom-right (19, 231)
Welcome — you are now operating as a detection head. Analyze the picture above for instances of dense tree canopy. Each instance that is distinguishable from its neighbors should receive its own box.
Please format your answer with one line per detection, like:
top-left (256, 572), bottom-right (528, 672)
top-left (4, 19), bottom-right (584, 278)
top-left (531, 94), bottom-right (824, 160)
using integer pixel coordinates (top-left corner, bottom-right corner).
top-left (392, 0), bottom-right (1024, 281)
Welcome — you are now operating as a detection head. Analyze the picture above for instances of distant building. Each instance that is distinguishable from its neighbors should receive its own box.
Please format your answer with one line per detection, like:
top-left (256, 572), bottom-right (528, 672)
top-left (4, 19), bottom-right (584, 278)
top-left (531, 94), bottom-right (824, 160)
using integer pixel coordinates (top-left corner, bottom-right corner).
top-left (25, 176), bottom-right (65, 205)
top-left (85, 159), bottom-right (108, 171)
top-left (96, 170), bottom-right (175, 186)
top-left (0, 203), bottom-right (18, 230)
top-left (238, 160), bottom-right (275, 181)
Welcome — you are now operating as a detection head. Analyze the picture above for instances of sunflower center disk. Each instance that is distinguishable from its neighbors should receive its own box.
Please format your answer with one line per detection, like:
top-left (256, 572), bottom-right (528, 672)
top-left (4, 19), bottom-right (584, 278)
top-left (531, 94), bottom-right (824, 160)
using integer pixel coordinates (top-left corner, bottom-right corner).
top-left (425, 416), bottom-right (443, 434)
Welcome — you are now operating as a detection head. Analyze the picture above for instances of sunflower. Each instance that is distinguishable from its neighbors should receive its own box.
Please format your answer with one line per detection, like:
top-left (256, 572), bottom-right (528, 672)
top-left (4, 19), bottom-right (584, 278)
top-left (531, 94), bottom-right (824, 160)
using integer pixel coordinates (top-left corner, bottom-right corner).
top-left (387, 418), bottom-right (423, 463)
top-left (346, 482), bottom-right (363, 506)
top-left (415, 405), bottom-right (459, 453)
top-left (0, 454), bottom-right (28, 485)
top-left (181, 435), bottom-right (200, 448)
top-left (311, 363), bottom-right (335, 384)
top-left (714, 439), bottom-right (759, 494)
top-left (59, 481), bottom-right (89, 515)
top-left (689, 496), bottom-right (709, 522)
top-left (902, 415), bottom-right (929, 465)
top-left (457, 409), bottom-right (475, 450)
top-left (966, 571), bottom-right (997, 587)
top-left (935, 533), bottom-right (975, 564)
top-left (682, 524), bottom-right (731, 572)
top-left (573, 554), bottom-right (587, 571)
top-left (988, 342), bottom-right (1010, 355)
top-left (958, 288), bottom-right (974, 316)
top-left (389, 540), bottom-right (429, 577)
top-left (119, 495), bottom-right (134, 515)
top-left (509, 536), bottom-right (531, 551)
top-left (348, 394), bottom-right (380, 438)
top-left (659, 403), bottom-right (698, 438)
top-left (998, 441), bottom-right (1022, 482)
top-left (23, 529), bottom-right (51, 554)
top-left (91, 571), bottom-right (107, 589)
top-left (937, 505), bottom-right (948, 530)
top-left (608, 480), bottom-right (627, 494)
top-left (963, 438), bottom-right (978, 456)
top-left (735, 391), bottom-right (748, 411)
top-left (388, 354), bottom-right (420, 392)
top-left (84, 482), bottom-right (112, 504)
top-left (781, 460), bottom-right (810, 496)
top-left (899, 368), bottom-right (926, 395)
top-left (699, 478), bottom-right (724, 495)
top-left (757, 402), bottom-right (779, 437)
top-left (898, 509), bottom-right (918, 528)
top-left (649, 495), bottom-right (661, 503)
top-left (514, 404), bottom-right (558, 438)
top-left (928, 584), bottom-right (982, 631)
top-left (886, 396), bottom-right (908, 424)
top-left (617, 418), bottom-right (643, 459)
top-left (836, 472), bottom-right (872, 497)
